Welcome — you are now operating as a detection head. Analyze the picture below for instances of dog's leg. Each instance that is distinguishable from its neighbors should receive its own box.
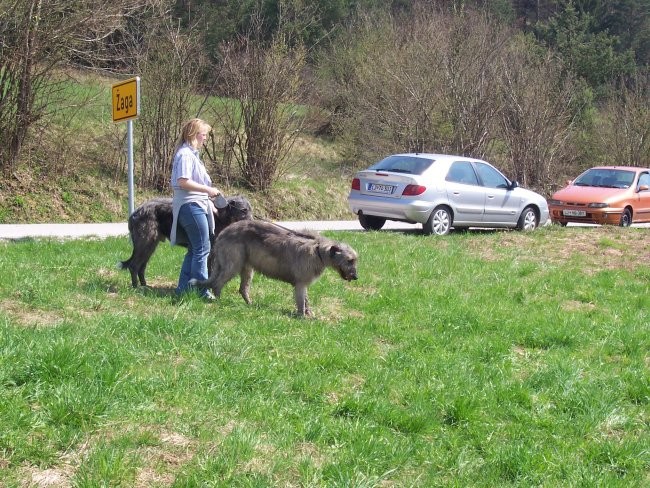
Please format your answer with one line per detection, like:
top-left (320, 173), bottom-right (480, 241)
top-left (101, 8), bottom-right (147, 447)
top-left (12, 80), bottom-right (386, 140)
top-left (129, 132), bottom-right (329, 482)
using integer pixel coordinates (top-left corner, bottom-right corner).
top-left (239, 265), bottom-right (254, 304)
top-left (121, 260), bottom-right (140, 288)
top-left (137, 242), bottom-right (162, 287)
top-left (137, 267), bottom-right (147, 287)
top-left (304, 290), bottom-right (311, 317)
top-left (126, 263), bottom-right (139, 288)
top-left (128, 240), bottom-right (160, 287)
top-left (209, 268), bottom-right (237, 300)
top-left (201, 258), bottom-right (238, 299)
top-left (119, 251), bottom-right (141, 287)
top-left (294, 284), bottom-right (310, 317)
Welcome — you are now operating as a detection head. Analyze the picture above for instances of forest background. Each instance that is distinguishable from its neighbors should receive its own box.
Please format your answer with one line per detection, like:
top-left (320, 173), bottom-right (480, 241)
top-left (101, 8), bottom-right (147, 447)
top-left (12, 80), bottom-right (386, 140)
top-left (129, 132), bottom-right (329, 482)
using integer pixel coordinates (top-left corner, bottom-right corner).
top-left (0, 0), bottom-right (648, 223)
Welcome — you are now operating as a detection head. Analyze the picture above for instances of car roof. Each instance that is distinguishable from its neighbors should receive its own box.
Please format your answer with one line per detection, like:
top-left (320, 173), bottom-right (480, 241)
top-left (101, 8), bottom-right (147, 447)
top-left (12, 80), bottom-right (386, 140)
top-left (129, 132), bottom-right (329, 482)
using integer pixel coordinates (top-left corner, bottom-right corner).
top-left (392, 153), bottom-right (485, 162)
top-left (588, 166), bottom-right (650, 171)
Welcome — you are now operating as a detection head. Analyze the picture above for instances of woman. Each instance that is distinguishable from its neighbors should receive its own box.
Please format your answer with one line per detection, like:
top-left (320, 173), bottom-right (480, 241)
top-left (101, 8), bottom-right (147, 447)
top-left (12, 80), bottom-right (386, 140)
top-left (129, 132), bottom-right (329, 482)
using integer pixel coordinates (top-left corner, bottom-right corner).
top-left (170, 118), bottom-right (222, 299)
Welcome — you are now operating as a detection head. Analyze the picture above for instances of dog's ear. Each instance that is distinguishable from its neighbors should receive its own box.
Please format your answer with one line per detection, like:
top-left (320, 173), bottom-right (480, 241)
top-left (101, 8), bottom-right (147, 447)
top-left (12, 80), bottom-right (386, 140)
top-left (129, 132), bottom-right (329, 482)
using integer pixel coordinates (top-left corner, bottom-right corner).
top-left (329, 245), bottom-right (341, 257)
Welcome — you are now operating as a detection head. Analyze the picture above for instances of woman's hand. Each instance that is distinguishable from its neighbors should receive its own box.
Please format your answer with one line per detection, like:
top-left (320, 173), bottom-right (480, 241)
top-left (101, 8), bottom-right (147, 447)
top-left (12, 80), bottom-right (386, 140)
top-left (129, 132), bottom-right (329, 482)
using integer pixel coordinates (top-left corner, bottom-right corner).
top-left (205, 186), bottom-right (222, 198)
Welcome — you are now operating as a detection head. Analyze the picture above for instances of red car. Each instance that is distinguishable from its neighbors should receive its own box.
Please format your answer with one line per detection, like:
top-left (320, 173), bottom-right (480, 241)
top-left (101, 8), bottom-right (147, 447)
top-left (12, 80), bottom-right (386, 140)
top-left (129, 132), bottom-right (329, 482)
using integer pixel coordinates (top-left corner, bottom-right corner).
top-left (548, 166), bottom-right (650, 226)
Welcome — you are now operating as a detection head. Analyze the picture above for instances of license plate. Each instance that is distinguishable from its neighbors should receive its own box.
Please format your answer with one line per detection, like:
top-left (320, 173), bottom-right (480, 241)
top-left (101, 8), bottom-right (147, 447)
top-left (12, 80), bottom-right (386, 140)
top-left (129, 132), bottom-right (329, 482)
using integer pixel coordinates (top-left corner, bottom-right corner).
top-left (368, 183), bottom-right (395, 194)
top-left (563, 209), bottom-right (586, 217)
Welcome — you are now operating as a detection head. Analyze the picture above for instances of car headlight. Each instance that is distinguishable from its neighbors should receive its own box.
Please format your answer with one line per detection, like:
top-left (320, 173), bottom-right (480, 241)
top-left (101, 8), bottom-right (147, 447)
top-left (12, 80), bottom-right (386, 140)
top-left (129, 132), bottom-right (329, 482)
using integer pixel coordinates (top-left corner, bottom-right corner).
top-left (547, 199), bottom-right (564, 205)
top-left (587, 203), bottom-right (609, 208)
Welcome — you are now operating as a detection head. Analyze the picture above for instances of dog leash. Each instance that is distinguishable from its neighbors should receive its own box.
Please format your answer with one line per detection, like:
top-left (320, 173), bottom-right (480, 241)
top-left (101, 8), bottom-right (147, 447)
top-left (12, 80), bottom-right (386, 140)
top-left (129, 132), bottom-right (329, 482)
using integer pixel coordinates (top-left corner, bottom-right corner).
top-left (253, 216), bottom-right (317, 240)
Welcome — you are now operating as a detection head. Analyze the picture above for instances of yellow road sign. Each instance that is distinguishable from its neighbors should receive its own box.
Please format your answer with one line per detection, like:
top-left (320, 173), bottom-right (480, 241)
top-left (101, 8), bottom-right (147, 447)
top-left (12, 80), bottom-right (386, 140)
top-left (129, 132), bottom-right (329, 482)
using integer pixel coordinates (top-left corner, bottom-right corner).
top-left (111, 77), bottom-right (140, 123)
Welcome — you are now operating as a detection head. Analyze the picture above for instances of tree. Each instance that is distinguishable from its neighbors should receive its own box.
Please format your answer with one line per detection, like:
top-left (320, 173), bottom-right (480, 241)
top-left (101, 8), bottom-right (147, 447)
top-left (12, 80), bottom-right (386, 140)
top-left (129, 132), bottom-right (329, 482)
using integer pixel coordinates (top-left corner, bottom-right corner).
top-left (209, 14), bottom-right (307, 191)
top-left (173, 0), bottom-right (350, 63)
top-left (0, 0), bottom-right (44, 175)
top-left (435, 10), bottom-right (508, 158)
top-left (132, 7), bottom-right (207, 191)
top-left (535, 1), bottom-right (636, 94)
top-left (572, 0), bottom-right (650, 66)
top-left (596, 71), bottom-right (650, 166)
top-left (496, 35), bottom-right (587, 189)
top-left (318, 7), bottom-right (506, 165)
top-left (0, 0), bottom-right (151, 176)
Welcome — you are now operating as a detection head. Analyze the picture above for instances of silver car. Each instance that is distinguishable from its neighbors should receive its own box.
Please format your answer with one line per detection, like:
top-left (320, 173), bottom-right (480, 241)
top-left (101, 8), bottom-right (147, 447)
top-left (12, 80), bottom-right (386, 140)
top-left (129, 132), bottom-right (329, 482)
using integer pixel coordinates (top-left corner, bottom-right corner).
top-left (348, 153), bottom-right (550, 235)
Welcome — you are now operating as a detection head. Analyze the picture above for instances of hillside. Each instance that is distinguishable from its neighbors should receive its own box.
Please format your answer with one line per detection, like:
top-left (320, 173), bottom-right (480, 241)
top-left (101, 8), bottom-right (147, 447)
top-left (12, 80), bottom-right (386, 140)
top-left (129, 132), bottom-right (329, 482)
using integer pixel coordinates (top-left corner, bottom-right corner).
top-left (0, 135), bottom-right (354, 225)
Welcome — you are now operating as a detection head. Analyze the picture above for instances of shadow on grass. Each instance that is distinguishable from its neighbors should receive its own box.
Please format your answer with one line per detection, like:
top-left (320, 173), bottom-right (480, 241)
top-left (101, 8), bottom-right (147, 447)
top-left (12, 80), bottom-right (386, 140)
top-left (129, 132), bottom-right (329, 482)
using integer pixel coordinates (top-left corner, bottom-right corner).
top-left (135, 285), bottom-right (177, 298)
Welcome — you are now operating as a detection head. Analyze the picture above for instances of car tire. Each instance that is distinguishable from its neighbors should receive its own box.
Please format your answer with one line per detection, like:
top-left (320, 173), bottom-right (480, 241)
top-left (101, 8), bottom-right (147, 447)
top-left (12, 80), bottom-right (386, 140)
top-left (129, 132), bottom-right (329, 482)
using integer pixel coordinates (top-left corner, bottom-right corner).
top-left (358, 214), bottom-right (386, 231)
top-left (619, 208), bottom-right (632, 227)
top-left (517, 206), bottom-right (538, 231)
top-left (423, 206), bottom-right (452, 236)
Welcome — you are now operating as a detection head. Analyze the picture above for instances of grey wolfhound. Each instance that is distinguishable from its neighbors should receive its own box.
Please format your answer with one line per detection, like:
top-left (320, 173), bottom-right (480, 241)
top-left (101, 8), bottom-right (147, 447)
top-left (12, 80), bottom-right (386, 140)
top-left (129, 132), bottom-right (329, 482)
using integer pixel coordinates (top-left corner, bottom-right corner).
top-left (189, 219), bottom-right (358, 316)
top-left (118, 195), bottom-right (253, 287)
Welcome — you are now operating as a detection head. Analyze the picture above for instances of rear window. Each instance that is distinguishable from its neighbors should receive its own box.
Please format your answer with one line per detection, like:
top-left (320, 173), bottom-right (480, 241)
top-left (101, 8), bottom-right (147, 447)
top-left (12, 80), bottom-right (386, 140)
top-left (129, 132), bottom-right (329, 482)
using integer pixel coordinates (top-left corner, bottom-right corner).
top-left (369, 155), bottom-right (434, 175)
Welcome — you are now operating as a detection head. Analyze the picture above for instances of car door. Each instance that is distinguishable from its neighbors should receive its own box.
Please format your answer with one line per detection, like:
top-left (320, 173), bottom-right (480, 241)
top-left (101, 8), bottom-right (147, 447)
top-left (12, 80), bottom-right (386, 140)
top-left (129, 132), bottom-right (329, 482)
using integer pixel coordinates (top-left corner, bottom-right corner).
top-left (473, 162), bottom-right (519, 224)
top-left (634, 171), bottom-right (650, 222)
top-left (444, 161), bottom-right (486, 224)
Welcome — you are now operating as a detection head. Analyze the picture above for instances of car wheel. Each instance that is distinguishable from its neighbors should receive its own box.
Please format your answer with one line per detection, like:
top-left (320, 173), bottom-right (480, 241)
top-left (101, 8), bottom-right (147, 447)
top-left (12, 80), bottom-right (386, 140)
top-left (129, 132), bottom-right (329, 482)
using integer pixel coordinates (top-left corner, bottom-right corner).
top-left (619, 208), bottom-right (632, 227)
top-left (358, 214), bottom-right (386, 231)
top-left (517, 206), bottom-right (538, 231)
top-left (423, 206), bottom-right (452, 235)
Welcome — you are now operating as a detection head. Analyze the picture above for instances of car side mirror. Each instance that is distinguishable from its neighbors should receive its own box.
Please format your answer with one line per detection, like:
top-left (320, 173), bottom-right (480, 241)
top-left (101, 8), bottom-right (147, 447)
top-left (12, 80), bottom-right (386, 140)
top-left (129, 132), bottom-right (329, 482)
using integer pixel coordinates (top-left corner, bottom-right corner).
top-left (509, 180), bottom-right (519, 190)
top-left (638, 184), bottom-right (649, 192)
top-left (566, 179), bottom-right (573, 185)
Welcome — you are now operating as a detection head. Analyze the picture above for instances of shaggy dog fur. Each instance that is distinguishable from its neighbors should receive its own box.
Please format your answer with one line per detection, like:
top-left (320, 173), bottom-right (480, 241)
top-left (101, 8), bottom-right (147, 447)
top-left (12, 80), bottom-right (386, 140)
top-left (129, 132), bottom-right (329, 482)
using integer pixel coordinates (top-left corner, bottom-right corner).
top-left (189, 219), bottom-right (358, 316)
top-left (119, 195), bottom-right (253, 287)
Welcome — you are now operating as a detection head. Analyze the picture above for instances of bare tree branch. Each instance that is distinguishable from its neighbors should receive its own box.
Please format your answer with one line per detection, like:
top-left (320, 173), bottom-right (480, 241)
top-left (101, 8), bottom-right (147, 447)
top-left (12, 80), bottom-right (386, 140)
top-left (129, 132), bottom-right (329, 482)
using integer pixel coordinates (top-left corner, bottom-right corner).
top-left (209, 12), bottom-right (307, 191)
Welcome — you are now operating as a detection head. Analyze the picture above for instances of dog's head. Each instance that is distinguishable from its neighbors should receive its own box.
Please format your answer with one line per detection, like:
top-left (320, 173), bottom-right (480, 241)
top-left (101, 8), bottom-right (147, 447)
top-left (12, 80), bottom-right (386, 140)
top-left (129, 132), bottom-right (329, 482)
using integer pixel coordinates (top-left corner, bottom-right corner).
top-left (214, 195), bottom-right (253, 225)
top-left (326, 242), bottom-right (358, 281)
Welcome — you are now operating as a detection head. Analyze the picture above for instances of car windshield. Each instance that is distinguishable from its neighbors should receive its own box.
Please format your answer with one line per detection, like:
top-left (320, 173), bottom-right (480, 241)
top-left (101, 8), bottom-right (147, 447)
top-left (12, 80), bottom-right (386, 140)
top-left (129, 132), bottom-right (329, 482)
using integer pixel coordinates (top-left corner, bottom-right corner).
top-left (574, 169), bottom-right (635, 189)
top-left (369, 155), bottom-right (434, 175)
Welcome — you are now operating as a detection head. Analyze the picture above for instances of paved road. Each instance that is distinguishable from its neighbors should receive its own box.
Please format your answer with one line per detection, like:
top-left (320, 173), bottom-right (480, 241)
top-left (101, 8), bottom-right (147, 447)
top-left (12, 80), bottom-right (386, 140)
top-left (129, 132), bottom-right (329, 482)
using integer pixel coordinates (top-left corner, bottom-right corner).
top-left (0, 220), bottom-right (420, 240)
top-left (1, 220), bottom-right (647, 240)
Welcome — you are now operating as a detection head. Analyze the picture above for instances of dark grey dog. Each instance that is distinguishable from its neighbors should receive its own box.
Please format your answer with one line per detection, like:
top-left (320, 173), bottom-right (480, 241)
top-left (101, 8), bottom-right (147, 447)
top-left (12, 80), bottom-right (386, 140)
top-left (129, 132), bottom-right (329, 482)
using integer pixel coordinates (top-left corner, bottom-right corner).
top-left (189, 219), bottom-right (358, 316)
top-left (119, 195), bottom-right (253, 287)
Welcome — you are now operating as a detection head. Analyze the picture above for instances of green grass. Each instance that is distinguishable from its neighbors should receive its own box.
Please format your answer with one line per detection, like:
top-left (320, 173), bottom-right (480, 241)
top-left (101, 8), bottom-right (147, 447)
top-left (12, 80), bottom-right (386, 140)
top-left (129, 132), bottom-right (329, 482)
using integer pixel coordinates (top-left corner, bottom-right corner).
top-left (1, 226), bottom-right (648, 486)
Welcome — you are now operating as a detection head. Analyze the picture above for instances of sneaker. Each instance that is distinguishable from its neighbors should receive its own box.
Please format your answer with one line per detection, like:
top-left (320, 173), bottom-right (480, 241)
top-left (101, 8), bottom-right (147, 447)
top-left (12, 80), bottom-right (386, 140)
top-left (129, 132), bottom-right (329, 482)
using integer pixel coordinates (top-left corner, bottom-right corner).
top-left (201, 291), bottom-right (217, 301)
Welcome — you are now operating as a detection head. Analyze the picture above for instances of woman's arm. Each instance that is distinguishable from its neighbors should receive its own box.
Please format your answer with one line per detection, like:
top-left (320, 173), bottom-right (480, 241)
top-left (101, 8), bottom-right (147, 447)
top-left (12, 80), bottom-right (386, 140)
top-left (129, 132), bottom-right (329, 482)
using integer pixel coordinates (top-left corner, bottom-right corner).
top-left (177, 177), bottom-right (221, 198)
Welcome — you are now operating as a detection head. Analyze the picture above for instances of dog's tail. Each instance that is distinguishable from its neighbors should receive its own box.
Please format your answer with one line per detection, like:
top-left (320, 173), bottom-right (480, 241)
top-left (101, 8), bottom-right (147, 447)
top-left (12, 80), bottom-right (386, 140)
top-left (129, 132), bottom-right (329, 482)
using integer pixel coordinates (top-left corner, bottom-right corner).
top-left (117, 216), bottom-right (135, 271)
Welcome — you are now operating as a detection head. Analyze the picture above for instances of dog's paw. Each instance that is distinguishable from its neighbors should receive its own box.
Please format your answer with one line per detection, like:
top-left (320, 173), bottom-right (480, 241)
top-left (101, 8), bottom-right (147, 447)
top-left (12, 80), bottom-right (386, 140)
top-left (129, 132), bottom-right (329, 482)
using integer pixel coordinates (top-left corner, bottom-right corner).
top-left (292, 309), bottom-right (314, 319)
top-left (188, 278), bottom-right (198, 287)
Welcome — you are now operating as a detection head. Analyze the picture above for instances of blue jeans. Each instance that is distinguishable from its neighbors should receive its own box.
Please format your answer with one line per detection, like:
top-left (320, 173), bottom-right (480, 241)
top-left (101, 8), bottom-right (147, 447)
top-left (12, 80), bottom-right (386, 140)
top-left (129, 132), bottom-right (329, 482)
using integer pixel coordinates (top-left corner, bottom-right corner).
top-left (176, 202), bottom-right (211, 297)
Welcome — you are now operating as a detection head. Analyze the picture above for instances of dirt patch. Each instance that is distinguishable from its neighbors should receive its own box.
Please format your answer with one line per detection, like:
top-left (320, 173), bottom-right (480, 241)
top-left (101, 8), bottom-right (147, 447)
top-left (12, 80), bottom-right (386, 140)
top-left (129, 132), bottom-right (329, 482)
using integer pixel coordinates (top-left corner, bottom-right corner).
top-left (0, 299), bottom-right (66, 327)
top-left (561, 300), bottom-right (597, 312)
top-left (469, 226), bottom-right (649, 272)
top-left (135, 431), bottom-right (196, 487)
top-left (19, 427), bottom-right (199, 488)
top-left (27, 467), bottom-right (72, 487)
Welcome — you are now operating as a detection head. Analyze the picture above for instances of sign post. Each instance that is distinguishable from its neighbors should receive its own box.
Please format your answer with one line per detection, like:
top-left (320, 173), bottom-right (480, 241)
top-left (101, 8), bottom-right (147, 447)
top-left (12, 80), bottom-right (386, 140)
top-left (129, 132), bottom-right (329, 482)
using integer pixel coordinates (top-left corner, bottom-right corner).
top-left (111, 76), bottom-right (141, 216)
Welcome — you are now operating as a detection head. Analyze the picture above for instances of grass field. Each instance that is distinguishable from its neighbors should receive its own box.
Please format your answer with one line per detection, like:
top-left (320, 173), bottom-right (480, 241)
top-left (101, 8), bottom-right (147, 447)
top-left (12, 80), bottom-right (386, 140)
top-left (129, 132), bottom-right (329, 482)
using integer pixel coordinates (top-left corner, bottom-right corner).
top-left (1, 225), bottom-right (648, 486)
